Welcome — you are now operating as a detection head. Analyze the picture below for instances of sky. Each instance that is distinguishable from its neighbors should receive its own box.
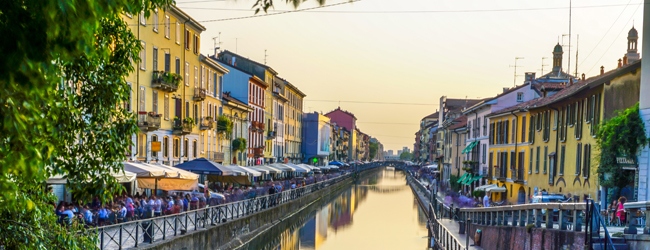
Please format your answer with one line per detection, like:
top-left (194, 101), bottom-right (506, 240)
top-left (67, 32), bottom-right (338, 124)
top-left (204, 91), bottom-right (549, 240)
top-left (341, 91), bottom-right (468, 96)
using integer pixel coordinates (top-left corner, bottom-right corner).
top-left (175, 0), bottom-right (644, 152)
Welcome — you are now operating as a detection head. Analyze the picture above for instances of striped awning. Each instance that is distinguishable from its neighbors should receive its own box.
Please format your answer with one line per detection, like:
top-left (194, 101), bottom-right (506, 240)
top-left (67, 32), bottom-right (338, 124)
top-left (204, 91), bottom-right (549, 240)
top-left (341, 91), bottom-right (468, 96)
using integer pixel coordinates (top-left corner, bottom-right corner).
top-left (461, 141), bottom-right (479, 155)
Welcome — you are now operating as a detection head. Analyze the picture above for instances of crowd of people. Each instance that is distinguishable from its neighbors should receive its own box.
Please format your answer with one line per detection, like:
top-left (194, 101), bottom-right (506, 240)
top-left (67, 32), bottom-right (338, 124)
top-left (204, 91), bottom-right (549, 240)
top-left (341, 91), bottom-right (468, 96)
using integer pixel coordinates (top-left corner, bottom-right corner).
top-left (53, 171), bottom-right (348, 228)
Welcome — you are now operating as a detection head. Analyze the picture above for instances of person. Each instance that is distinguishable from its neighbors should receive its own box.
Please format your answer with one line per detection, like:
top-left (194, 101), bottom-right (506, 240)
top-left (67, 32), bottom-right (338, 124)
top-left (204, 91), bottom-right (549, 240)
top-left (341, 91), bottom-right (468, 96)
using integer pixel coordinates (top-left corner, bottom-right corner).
top-left (483, 192), bottom-right (490, 207)
top-left (98, 205), bottom-right (109, 226)
top-left (61, 205), bottom-right (75, 224)
top-left (617, 196), bottom-right (627, 225)
top-left (153, 195), bottom-right (162, 216)
top-left (609, 200), bottom-right (619, 225)
top-left (82, 206), bottom-right (93, 226)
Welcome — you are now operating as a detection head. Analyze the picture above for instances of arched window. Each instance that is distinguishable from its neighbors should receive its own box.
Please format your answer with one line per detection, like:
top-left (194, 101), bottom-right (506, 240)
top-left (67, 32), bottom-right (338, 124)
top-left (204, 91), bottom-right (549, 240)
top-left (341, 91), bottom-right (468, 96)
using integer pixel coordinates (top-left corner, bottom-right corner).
top-left (184, 138), bottom-right (189, 158)
top-left (193, 140), bottom-right (198, 158)
top-left (173, 138), bottom-right (179, 158)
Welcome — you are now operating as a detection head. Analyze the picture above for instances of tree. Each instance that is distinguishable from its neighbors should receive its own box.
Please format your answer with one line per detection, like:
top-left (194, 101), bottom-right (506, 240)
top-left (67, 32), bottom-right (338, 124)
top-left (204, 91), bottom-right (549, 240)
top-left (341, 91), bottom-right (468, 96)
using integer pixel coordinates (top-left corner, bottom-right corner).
top-left (0, 0), bottom-right (170, 248)
top-left (399, 151), bottom-right (413, 161)
top-left (253, 0), bottom-right (342, 13)
top-left (368, 142), bottom-right (378, 160)
top-left (596, 103), bottom-right (649, 199)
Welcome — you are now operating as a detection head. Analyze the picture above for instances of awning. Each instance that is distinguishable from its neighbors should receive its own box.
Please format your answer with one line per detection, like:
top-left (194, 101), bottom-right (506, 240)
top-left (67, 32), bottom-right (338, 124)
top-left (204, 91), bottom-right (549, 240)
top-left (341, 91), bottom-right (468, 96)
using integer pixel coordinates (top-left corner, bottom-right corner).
top-left (225, 165), bottom-right (262, 177)
top-left (285, 163), bottom-right (311, 173)
top-left (122, 162), bottom-right (199, 191)
top-left (299, 164), bottom-right (320, 170)
top-left (325, 165), bottom-right (339, 169)
top-left (457, 173), bottom-right (469, 183)
top-left (485, 185), bottom-right (507, 193)
top-left (461, 174), bottom-right (473, 184)
top-left (462, 141), bottom-right (479, 154)
top-left (250, 165), bottom-right (282, 174)
top-left (475, 184), bottom-right (497, 191)
top-left (464, 175), bottom-right (482, 185)
top-left (47, 170), bottom-right (137, 184)
top-left (208, 175), bottom-right (251, 185)
top-left (270, 163), bottom-right (296, 172)
top-left (424, 164), bottom-right (438, 170)
top-left (174, 157), bottom-right (226, 175)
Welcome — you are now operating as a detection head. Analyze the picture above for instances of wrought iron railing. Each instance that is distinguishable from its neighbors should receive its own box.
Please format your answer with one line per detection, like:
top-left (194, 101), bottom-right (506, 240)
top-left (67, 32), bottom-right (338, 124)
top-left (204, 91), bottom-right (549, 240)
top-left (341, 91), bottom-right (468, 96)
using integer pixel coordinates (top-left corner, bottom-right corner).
top-left (137, 112), bottom-right (161, 131)
top-left (206, 151), bottom-right (224, 162)
top-left (172, 119), bottom-right (192, 135)
top-left (193, 87), bottom-right (206, 101)
top-left (151, 71), bottom-right (181, 92)
top-left (585, 199), bottom-right (616, 250)
top-left (199, 117), bottom-right (214, 130)
top-left (96, 172), bottom-right (358, 250)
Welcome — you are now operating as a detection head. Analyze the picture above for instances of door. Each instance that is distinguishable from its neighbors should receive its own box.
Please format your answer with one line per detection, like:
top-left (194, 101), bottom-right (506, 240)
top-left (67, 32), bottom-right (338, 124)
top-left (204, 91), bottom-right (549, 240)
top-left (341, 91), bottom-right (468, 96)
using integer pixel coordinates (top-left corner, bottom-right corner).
top-left (517, 187), bottom-right (526, 204)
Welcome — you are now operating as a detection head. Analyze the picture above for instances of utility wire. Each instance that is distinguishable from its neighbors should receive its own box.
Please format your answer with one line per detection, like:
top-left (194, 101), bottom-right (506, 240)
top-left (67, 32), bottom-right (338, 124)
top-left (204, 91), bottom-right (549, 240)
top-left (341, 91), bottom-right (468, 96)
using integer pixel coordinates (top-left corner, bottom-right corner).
top-left (577, 0), bottom-right (634, 69)
top-left (304, 99), bottom-right (438, 106)
top-left (586, 2), bottom-right (641, 74)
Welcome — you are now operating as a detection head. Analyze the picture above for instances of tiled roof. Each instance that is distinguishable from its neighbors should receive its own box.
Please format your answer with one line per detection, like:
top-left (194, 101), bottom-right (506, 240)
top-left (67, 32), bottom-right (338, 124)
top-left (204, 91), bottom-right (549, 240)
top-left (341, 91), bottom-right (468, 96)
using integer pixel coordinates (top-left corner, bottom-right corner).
top-left (424, 112), bottom-right (439, 119)
top-left (488, 98), bottom-right (543, 117)
top-left (325, 107), bottom-right (357, 120)
top-left (448, 115), bottom-right (468, 130)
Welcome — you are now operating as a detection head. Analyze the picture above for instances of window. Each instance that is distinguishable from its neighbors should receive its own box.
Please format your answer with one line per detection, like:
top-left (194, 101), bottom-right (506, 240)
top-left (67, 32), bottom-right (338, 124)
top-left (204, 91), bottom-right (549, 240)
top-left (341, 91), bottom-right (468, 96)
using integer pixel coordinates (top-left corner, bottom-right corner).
top-left (163, 136), bottom-right (169, 158)
top-left (184, 138), bottom-right (189, 158)
top-left (140, 11), bottom-right (146, 25)
top-left (139, 41), bottom-right (146, 70)
top-left (194, 66), bottom-right (198, 87)
top-left (175, 22), bottom-right (180, 45)
top-left (517, 92), bottom-right (523, 102)
top-left (152, 90), bottom-right (158, 113)
top-left (510, 118), bottom-right (517, 143)
top-left (193, 34), bottom-right (199, 54)
top-left (185, 101), bottom-right (190, 118)
top-left (193, 140), bottom-right (197, 158)
top-left (560, 145), bottom-right (566, 175)
top-left (483, 117), bottom-right (487, 136)
top-left (164, 52), bottom-right (170, 72)
top-left (553, 110), bottom-right (558, 130)
top-left (583, 144), bottom-right (591, 178)
top-left (152, 47), bottom-right (158, 71)
top-left (521, 116), bottom-right (526, 142)
top-left (489, 152), bottom-right (493, 178)
top-left (151, 135), bottom-right (158, 158)
top-left (576, 101), bottom-right (583, 139)
top-left (138, 87), bottom-right (145, 111)
top-left (543, 146), bottom-right (548, 174)
top-left (510, 151), bottom-right (516, 171)
top-left (529, 115), bottom-right (534, 143)
top-left (173, 138), bottom-right (179, 158)
top-left (535, 146), bottom-right (540, 173)
top-left (185, 62), bottom-right (189, 86)
top-left (125, 83), bottom-right (132, 112)
top-left (591, 93), bottom-right (601, 136)
top-left (504, 120), bottom-right (509, 144)
top-left (153, 8), bottom-right (158, 32)
top-left (164, 94), bottom-right (169, 120)
top-left (175, 57), bottom-right (180, 74)
top-left (529, 148), bottom-right (533, 173)
top-left (164, 15), bottom-right (170, 38)
top-left (138, 134), bottom-right (145, 157)
top-left (575, 143), bottom-right (582, 175)
top-left (185, 29), bottom-right (190, 50)
top-left (482, 144), bottom-right (487, 164)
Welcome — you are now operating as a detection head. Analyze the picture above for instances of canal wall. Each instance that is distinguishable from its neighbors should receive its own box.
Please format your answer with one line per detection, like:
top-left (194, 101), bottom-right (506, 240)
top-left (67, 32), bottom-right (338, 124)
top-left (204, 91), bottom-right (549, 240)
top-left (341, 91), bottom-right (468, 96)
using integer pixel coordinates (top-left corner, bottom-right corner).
top-left (134, 168), bottom-right (380, 250)
top-left (467, 224), bottom-right (585, 250)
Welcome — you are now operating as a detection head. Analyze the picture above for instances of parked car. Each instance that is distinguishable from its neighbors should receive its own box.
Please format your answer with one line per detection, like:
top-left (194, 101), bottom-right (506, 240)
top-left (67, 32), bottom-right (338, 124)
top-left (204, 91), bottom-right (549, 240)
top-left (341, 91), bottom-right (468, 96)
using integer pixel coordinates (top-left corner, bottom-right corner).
top-left (532, 193), bottom-right (567, 215)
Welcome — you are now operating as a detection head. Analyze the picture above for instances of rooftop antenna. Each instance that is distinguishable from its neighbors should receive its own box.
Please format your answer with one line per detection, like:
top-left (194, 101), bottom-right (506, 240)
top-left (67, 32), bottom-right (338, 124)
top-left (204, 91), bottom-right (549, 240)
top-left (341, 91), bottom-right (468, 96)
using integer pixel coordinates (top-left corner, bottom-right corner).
top-left (575, 34), bottom-right (579, 78)
top-left (509, 57), bottom-right (524, 87)
top-left (567, 0), bottom-right (572, 76)
top-left (540, 57), bottom-right (549, 76)
top-left (264, 49), bottom-right (268, 65)
top-left (212, 32), bottom-right (222, 56)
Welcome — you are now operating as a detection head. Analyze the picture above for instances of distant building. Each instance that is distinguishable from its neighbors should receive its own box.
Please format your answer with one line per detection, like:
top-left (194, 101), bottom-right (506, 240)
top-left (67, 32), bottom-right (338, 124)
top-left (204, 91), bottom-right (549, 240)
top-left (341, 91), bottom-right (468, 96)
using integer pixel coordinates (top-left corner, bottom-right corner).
top-left (387, 150), bottom-right (394, 156)
top-left (302, 112), bottom-right (331, 166)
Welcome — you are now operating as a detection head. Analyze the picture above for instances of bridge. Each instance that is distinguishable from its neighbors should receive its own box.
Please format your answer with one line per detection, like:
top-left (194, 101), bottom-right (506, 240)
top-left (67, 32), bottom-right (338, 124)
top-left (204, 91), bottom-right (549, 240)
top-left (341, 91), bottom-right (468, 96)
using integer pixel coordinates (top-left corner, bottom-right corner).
top-left (356, 184), bottom-right (408, 193)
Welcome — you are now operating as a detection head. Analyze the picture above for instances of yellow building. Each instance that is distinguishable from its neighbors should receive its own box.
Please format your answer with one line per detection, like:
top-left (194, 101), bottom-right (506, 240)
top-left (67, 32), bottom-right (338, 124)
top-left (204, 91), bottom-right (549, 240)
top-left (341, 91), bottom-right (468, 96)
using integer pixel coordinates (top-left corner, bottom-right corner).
top-left (284, 82), bottom-right (306, 164)
top-left (221, 93), bottom-right (253, 166)
top-left (123, 5), bottom-right (206, 167)
top-left (486, 105), bottom-right (532, 204)
top-left (199, 55), bottom-right (229, 163)
top-left (527, 60), bottom-right (641, 203)
top-left (264, 70), bottom-right (277, 161)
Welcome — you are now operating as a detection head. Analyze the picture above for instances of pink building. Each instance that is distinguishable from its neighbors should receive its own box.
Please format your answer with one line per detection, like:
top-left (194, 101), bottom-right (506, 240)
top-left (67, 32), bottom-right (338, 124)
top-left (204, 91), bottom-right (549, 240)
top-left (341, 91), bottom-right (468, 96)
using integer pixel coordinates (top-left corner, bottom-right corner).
top-left (325, 107), bottom-right (358, 161)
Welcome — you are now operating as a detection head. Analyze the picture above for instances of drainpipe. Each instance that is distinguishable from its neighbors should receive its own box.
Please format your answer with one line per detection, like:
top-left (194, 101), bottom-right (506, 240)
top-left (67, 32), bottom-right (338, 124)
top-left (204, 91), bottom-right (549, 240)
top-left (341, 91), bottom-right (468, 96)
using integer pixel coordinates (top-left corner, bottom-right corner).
top-left (550, 106), bottom-right (560, 186)
top-left (510, 111), bottom-right (519, 181)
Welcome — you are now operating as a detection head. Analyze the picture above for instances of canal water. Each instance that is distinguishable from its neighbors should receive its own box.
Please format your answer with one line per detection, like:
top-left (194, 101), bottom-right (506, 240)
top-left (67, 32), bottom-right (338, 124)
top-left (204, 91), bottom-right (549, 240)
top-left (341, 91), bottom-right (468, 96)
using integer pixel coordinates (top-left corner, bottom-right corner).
top-left (238, 167), bottom-right (428, 250)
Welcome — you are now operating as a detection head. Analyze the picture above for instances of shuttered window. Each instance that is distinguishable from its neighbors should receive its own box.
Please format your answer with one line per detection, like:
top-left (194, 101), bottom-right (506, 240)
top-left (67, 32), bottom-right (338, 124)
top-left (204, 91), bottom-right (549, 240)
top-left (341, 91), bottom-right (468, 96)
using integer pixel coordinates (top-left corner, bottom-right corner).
top-left (559, 145), bottom-right (566, 175)
top-left (535, 146), bottom-right (540, 173)
top-left (583, 144), bottom-right (591, 178)
top-left (521, 116), bottom-right (526, 143)
top-left (575, 143), bottom-right (582, 175)
top-left (543, 146), bottom-right (548, 174)
top-left (152, 90), bottom-right (158, 114)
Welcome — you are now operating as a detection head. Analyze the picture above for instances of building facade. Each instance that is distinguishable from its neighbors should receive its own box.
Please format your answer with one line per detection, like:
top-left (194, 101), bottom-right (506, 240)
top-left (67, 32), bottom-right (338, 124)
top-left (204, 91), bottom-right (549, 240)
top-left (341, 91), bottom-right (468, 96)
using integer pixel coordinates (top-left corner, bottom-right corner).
top-left (284, 82), bottom-right (306, 164)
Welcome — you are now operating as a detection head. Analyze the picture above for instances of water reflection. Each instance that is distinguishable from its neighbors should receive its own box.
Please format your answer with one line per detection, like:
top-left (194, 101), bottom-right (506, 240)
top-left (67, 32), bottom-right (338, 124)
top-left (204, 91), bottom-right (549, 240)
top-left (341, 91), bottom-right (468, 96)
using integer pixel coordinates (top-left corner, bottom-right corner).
top-left (239, 168), bottom-right (428, 250)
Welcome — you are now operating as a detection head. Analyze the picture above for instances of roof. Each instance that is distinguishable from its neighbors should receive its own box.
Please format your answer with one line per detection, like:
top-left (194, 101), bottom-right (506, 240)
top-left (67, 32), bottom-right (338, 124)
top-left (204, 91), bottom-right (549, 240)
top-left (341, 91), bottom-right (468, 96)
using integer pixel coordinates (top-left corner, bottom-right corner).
top-left (448, 115), bottom-right (468, 130)
top-left (534, 82), bottom-right (566, 91)
top-left (423, 112), bottom-right (439, 119)
top-left (200, 54), bottom-right (229, 74)
top-left (218, 50), bottom-right (277, 75)
top-left (325, 107), bottom-right (357, 120)
top-left (554, 43), bottom-right (563, 53)
top-left (169, 5), bottom-right (206, 31)
top-left (285, 81), bottom-right (306, 97)
top-left (222, 92), bottom-right (251, 110)
top-left (530, 60), bottom-right (641, 109)
top-left (250, 75), bottom-right (268, 88)
top-left (487, 97), bottom-right (543, 117)
top-left (629, 27), bottom-right (638, 38)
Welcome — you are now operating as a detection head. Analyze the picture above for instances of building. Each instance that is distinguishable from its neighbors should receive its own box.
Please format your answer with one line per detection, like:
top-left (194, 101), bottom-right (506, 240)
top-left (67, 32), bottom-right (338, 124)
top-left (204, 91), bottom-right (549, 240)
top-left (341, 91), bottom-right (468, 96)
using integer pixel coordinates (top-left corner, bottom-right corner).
top-left (248, 76), bottom-right (268, 165)
top-left (221, 92), bottom-right (253, 166)
top-left (303, 112), bottom-right (331, 166)
top-left (387, 150), bottom-right (394, 156)
top-left (330, 124), bottom-right (350, 162)
top-left (325, 107), bottom-right (358, 161)
top-left (284, 82), bottom-right (306, 164)
top-left (403, 147), bottom-right (410, 154)
top-left (272, 76), bottom-right (288, 163)
top-left (199, 55), bottom-right (229, 164)
top-left (124, 5), bottom-right (209, 167)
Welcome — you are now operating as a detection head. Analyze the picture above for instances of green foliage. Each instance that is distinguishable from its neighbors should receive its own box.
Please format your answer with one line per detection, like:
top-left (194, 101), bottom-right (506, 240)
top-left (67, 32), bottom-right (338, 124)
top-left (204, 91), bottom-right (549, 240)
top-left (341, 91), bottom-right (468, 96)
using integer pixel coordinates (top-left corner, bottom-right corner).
top-left (162, 72), bottom-right (183, 86)
top-left (472, 190), bottom-right (486, 198)
top-left (0, 0), bottom-right (171, 248)
top-left (596, 103), bottom-right (649, 190)
top-left (399, 151), bottom-right (413, 160)
top-left (449, 174), bottom-right (460, 192)
top-left (232, 138), bottom-right (247, 153)
top-left (253, 0), bottom-right (330, 14)
top-left (184, 117), bottom-right (195, 125)
top-left (217, 115), bottom-right (233, 138)
top-left (368, 142), bottom-right (378, 159)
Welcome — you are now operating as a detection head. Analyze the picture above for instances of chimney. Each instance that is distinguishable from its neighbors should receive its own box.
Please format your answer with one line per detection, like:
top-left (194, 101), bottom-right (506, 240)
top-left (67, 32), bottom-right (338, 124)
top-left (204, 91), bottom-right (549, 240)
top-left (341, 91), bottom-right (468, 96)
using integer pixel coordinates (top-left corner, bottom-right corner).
top-left (503, 87), bottom-right (509, 93)
top-left (582, 73), bottom-right (586, 81)
top-left (618, 58), bottom-right (622, 68)
top-left (569, 78), bottom-right (574, 85)
top-left (600, 66), bottom-right (605, 75)
top-left (524, 72), bottom-right (536, 84)
top-left (623, 55), bottom-right (628, 66)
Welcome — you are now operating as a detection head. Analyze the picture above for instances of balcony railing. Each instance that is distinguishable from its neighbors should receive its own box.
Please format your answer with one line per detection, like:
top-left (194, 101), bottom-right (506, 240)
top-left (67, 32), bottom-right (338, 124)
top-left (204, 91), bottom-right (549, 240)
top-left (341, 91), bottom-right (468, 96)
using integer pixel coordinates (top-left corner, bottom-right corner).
top-left (151, 71), bottom-right (181, 92)
top-left (193, 87), bottom-right (206, 101)
top-left (199, 117), bottom-right (214, 130)
top-left (513, 167), bottom-right (525, 183)
top-left (253, 148), bottom-right (264, 157)
top-left (137, 112), bottom-right (161, 131)
top-left (251, 121), bottom-right (265, 131)
top-left (172, 119), bottom-right (192, 135)
top-left (267, 131), bottom-right (276, 139)
top-left (206, 151), bottom-right (224, 162)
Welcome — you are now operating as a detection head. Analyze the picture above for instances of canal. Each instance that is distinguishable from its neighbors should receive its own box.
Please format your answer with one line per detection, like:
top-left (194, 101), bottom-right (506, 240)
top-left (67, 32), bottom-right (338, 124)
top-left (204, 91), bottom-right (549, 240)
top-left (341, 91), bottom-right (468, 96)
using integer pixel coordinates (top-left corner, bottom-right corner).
top-left (237, 167), bottom-right (428, 250)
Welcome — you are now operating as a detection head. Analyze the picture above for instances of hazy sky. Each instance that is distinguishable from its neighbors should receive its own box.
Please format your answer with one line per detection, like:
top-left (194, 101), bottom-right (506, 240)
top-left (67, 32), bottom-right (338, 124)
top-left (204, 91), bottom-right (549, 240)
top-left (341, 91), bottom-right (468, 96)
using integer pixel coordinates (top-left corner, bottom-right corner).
top-left (176, 0), bottom-right (644, 152)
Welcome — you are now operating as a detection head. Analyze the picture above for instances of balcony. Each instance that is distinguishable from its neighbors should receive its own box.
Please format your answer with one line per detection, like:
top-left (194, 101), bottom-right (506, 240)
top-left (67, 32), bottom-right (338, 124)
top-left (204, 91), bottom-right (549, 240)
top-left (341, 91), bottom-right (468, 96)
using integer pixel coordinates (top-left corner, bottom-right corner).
top-left (193, 87), bottom-right (206, 101)
top-left (513, 167), bottom-right (525, 183)
top-left (172, 118), bottom-right (192, 135)
top-left (151, 71), bottom-right (181, 92)
top-left (267, 130), bottom-right (276, 139)
top-left (206, 151), bottom-right (224, 163)
top-left (199, 116), bottom-right (214, 130)
top-left (496, 167), bottom-right (508, 181)
top-left (137, 111), bottom-right (161, 131)
top-left (253, 148), bottom-right (264, 157)
top-left (251, 121), bottom-right (265, 131)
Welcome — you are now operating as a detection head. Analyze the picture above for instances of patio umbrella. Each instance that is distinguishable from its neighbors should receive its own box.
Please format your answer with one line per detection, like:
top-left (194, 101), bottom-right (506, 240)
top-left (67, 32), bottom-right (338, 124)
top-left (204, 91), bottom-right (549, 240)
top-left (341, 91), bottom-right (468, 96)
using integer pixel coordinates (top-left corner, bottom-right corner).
top-left (299, 164), bottom-right (320, 170)
top-left (270, 163), bottom-right (296, 172)
top-left (122, 162), bottom-right (199, 191)
top-left (225, 164), bottom-right (262, 177)
top-left (47, 170), bottom-right (137, 184)
top-left (285, 163), bottom-right (310, 173)
top-left (250, 165), bottom-right (283, 174)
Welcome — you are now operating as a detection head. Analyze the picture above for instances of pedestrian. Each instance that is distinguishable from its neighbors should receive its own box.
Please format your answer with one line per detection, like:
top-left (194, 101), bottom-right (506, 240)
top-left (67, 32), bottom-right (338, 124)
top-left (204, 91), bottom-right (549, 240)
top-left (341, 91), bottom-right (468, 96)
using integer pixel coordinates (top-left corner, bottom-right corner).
top-left (483, 192), bottom-right (490, 207)
top-left (617, 196), bottom-right (627, 224)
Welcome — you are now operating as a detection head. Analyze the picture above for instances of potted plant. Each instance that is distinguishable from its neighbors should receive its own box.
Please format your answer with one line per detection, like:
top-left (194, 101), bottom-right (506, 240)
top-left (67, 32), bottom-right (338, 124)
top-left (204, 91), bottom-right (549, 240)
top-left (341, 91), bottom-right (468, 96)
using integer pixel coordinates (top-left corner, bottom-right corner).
top-left (184, 117), bottom-right (194, 124)
top-left (232, 137), bottom-right (247, 153)
top-left (216, 115), bottom-right (233, 136)
top-left (206, 116), bottom-right (213, 121)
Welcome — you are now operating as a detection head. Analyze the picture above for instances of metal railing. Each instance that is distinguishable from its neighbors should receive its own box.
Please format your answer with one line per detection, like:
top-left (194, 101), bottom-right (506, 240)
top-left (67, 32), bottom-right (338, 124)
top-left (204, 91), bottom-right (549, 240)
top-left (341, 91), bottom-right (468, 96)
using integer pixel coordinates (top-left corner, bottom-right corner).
top-left (206, 151), bottom-right (224, 162)
top-left (137, 112), bottom-right (161, 131)
top-left (172, 119), bottom-right (192, 135)
top-left (96, 172), bottom-right (358, 250)
top-left (585, 199), bottom-right (616, 250)
top-left (193, 87), bottom-right (206, 101)
top-left (429, 203), bottom-right (466, 250)
top-left (199, 117), bottom-right (214, 130)
top-left (151, 71), bottom-right (181, 92)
